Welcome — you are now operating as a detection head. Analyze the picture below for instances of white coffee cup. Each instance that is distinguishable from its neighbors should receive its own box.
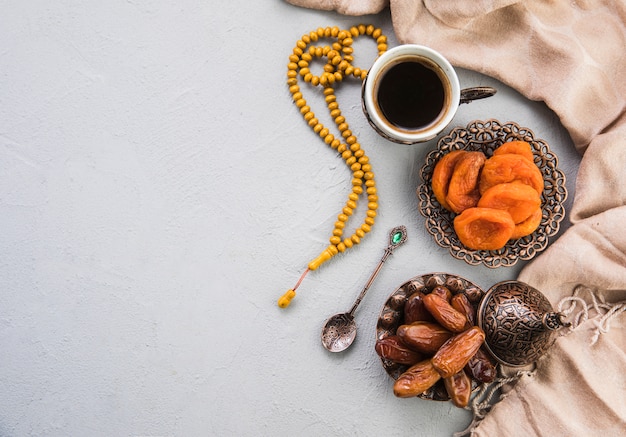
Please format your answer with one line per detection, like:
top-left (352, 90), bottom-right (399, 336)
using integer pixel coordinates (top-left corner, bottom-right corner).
top-left (362, 45), bottom-right (495, 144)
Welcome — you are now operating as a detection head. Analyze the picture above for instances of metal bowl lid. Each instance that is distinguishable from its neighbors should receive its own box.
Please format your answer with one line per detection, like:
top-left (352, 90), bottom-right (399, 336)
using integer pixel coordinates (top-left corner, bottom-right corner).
top-left (478, 280), bottom-right (565, 367)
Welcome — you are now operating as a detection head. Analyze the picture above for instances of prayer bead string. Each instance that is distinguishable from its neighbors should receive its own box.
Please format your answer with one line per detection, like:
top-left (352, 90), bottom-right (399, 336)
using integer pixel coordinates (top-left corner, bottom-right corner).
top-left (278, 24), bottom-right (388, 308)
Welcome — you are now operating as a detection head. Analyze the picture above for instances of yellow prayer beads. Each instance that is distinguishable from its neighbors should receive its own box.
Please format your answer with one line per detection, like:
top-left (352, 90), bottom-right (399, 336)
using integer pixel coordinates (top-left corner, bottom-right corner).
top-left (278, 24), bottom-right (387, 308)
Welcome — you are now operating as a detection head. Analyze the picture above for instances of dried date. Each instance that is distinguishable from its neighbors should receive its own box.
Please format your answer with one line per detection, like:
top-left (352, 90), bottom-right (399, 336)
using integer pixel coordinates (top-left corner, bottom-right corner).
top-left (444, 370), bottom-right (472, 408)
top-left (375, 335), bottom-right (423, 366)
top-left (423, 293), bottom-right (468, 333)
top-left (393, 359), bottom-right (441, 398)
top-left (465, 347), bottom-right (497, 383)
top-left (431, 285), bottom-right (452, 302)
top-left (397, 322), bottom-right (453, 355)
top-left (404, 291), bottom-right (435, 324)
top-left (451, 293), bottom-right (476, 328)
top-left (432, 326), bottom-right (485, 378)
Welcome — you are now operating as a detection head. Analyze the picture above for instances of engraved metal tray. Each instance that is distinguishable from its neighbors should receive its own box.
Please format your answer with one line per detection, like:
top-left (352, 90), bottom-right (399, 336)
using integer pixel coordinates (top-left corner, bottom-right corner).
top-left (417, 119), bottom-right (567, 268)
top-left (375, 272), bottom-right (486, 401)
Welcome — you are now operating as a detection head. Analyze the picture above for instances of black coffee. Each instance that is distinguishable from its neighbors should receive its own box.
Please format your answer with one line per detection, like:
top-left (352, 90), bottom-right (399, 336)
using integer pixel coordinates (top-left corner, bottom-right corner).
top-left (377, 60), bottom-right (446, 130)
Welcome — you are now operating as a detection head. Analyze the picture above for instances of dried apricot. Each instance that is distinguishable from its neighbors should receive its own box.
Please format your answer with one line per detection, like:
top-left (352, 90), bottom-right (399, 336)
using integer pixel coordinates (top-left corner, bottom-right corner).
top-left (446, 151), bottom-right (486, 214)
top-left (511, 207), bottom-right (542, 239)
top-left (432, 150), bottom-right (467, 211)
top-left (493, 140), bottom-right (534, 163)
top-left (454, 207), bottom-right (515, 250)
top-left (479, 153), bottom-right (543, 195)
top-left (477, 182), bottom-right (541, 224)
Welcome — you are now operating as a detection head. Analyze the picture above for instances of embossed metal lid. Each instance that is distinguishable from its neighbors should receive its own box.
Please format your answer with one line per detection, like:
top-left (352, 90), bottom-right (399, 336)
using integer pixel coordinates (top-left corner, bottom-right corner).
top-left (477, 280), bottom-right (566, 367)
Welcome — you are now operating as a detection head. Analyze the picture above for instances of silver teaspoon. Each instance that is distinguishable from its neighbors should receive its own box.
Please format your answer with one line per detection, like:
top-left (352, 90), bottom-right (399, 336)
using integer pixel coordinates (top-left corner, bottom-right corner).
top-left (321, 225), bottom-right (408, 352)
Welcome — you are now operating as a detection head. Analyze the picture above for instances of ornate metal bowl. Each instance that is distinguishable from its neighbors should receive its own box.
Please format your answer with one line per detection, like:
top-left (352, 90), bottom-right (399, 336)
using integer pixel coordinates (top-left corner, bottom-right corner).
top-left (376, 272), bottom-right (485, 401)
top-left (477, 280), bottom-right (566, 367)
top-left (417, 119), bottom-right (567, 268)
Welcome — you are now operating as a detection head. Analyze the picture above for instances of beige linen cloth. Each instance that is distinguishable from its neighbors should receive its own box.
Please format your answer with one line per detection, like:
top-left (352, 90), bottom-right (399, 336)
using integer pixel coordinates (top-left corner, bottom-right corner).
top-left (286, 0), bottom-right (626, 435)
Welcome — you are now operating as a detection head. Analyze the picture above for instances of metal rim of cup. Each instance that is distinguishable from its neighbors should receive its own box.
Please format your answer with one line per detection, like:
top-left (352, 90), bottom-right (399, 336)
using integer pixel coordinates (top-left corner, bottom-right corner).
top-left (363, 45), bottom-right (461, 144)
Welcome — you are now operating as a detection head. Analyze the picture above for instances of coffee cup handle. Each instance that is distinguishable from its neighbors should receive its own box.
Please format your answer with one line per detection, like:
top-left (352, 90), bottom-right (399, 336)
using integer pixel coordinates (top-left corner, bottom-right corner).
top-left (459, 87), bottom-right (497, 104)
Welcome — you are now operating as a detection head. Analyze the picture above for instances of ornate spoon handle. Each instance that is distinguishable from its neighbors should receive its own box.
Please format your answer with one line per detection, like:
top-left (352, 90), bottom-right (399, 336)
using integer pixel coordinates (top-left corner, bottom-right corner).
top-left (348, 226), bottom-right (407, 316)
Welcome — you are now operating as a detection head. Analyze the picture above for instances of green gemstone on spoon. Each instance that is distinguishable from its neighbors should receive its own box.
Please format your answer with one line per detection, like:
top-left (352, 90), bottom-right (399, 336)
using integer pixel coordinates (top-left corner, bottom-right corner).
top-left (387, 225), bottom-right (407, 249)
top-left (392, 231), bottom-right (403, 244)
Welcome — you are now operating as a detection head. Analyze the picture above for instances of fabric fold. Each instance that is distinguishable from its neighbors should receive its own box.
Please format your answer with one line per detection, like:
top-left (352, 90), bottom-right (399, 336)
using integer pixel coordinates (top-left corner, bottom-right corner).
top-left (422, 0), bottom-right (520, 29)
top-left (473, 321), bottom-right (626, 436)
